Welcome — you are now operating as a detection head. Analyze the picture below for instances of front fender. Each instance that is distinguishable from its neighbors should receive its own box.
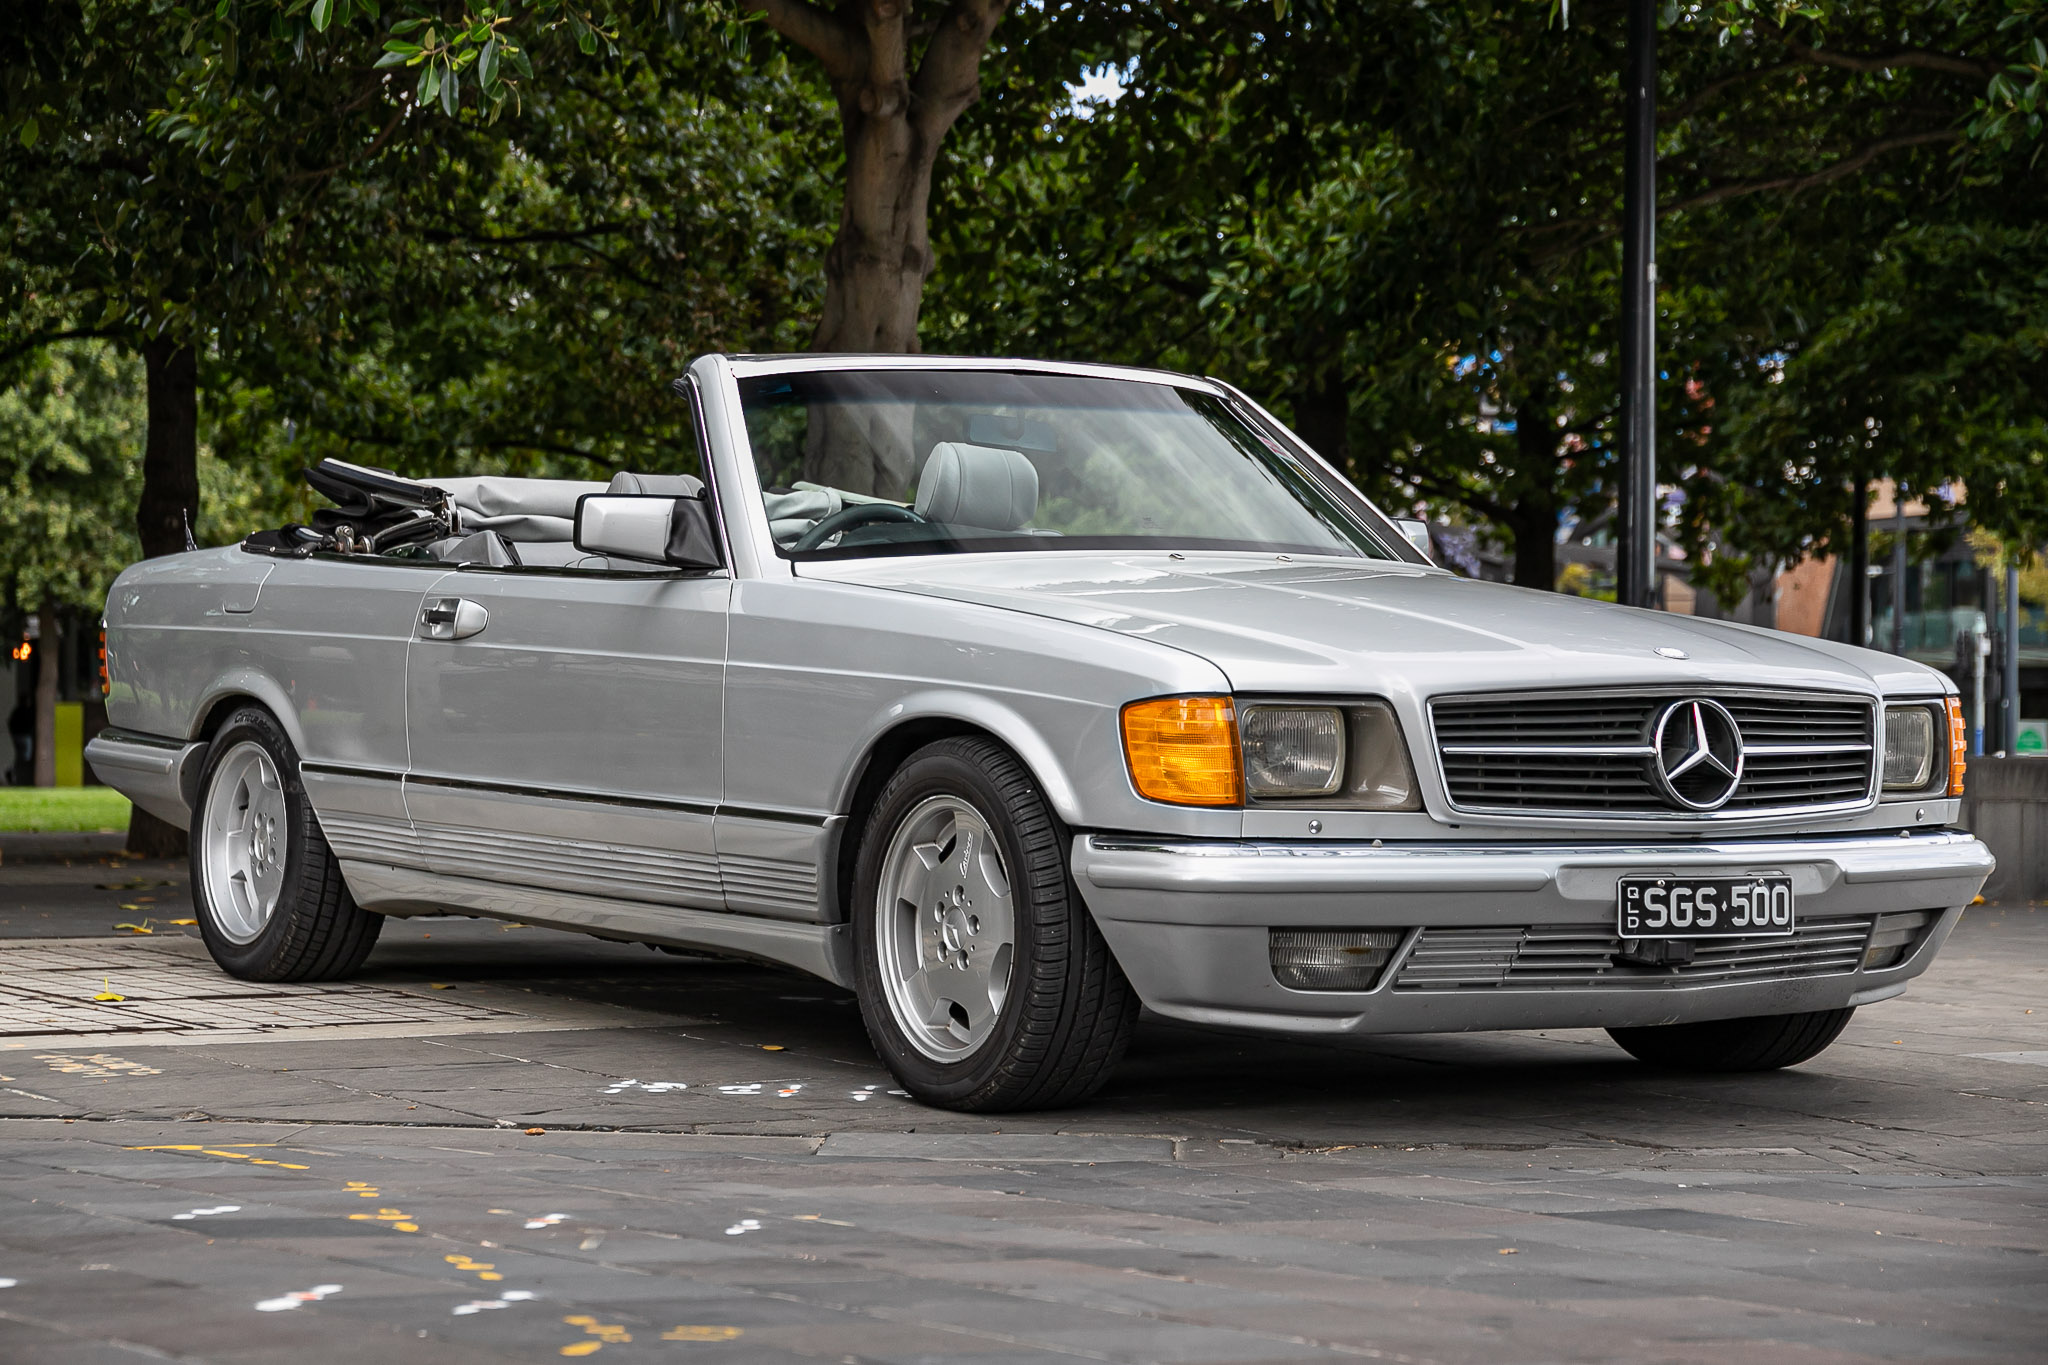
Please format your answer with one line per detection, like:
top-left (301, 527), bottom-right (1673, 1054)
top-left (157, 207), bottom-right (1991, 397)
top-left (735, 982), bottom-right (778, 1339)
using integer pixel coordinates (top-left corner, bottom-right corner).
top-left (835, 688), bottom-right (1090, 826)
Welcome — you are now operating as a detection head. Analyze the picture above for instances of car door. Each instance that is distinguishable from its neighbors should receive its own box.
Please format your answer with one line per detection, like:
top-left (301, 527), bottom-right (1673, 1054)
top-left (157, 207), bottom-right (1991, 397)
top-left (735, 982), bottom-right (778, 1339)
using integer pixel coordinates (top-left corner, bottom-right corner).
top-left (402, 562), bottom-right (731, 911)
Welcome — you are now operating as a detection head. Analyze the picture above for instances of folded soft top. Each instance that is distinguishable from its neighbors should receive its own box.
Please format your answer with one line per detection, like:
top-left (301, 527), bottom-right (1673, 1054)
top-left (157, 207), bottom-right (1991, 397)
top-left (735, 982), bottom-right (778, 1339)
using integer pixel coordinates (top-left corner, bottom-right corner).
top-left (243, 459), bottom-right (704, 559)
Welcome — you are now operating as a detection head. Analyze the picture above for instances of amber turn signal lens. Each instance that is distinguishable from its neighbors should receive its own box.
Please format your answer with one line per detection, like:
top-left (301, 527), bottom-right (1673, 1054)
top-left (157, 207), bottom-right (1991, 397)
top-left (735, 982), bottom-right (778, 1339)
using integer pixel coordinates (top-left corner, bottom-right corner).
top-left (1945, 696), bottom-right (1967, 797)
top-left (1122, 696), bottom-right (1242, 806)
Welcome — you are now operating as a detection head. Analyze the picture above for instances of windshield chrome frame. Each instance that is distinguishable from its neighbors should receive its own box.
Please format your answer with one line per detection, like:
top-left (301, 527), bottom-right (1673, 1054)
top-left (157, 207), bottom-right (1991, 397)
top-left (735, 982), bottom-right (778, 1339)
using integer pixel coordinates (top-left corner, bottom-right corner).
top-left (700, 353), bottom-right (1430, 577)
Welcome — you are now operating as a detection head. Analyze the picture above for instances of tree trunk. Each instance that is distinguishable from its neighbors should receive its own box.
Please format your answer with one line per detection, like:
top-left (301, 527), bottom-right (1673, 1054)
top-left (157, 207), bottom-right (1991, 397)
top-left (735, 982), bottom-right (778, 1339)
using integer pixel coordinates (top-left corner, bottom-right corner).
top-left (138, 339), bottom-right (200, 557)
top-left (1508, 399), bottom-right (1559, 591)
top-left (128, 338), bottom-right (200, 856)
top-left (811, 101), bottom-right (938, 357)
top-left (1291, 369), bottom-right (1352, 478)
top-left (1508, 492), bottom-right (1559, 592)
top-left (33, 600), bottom-right (59, 788)
top-left (801, 85), bottom-right (947, 496)
top-left (770, 0), bottom-right (1009, 495)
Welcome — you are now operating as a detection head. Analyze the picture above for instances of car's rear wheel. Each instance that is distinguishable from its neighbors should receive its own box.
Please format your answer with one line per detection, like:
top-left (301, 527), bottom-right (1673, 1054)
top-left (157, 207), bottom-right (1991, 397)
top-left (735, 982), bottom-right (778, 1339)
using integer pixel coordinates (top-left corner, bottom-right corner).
top-left (1607, 1007), bottom-right (1855, 1072)
top-left (190, 706), bottom-right (382, 982)
top-left (852, 736), bottom-right (1138, 1112)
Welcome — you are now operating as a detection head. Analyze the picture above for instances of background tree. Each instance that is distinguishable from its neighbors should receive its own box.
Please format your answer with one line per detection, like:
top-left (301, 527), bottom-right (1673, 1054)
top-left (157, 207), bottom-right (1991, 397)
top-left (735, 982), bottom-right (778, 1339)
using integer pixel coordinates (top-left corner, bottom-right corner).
top-left (0, 345), bottom-right (144, 786)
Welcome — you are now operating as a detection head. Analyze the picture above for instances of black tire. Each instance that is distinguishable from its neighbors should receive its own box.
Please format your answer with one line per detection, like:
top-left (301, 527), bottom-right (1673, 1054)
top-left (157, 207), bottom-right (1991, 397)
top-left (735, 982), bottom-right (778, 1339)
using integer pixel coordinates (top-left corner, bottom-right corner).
top-left (1607, 1007), bottom-right (1855, 1072)
top-left (851, 736), bottom-right (1139, 1112)
top-left (188, 706), bottom-right (383, 981)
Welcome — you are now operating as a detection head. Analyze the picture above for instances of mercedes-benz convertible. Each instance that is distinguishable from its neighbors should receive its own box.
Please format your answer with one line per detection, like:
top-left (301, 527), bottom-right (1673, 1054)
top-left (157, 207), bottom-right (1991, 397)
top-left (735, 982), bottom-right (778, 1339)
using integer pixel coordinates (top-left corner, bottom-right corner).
top-left (87, 355), bottom-right (1994, 1111)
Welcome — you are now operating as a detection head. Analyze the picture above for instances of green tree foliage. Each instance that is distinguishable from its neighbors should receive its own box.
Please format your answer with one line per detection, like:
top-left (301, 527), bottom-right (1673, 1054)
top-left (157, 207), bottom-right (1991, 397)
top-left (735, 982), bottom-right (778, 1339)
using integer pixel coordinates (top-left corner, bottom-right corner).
top-left (0, 343), bottom-right (142, 787)
top-left (0, 345), bottom-right (143, 618)
top-left (929, 0), bottom-right (2047, 594)
top-left (210, 45), bottom-right (840, 492)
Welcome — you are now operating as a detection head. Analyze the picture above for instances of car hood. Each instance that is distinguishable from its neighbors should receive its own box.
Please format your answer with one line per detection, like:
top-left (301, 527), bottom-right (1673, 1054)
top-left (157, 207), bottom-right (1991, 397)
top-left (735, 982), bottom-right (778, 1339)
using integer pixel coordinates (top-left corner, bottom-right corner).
top-left (804, 553), bottom-right (1945, 698)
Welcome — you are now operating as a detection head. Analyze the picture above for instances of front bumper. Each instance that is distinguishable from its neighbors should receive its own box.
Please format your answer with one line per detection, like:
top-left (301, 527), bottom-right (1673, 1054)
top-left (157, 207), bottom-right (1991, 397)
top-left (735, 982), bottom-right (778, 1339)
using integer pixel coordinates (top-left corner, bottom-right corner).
top-left (1072, 830), bottom-right (1993, 1036)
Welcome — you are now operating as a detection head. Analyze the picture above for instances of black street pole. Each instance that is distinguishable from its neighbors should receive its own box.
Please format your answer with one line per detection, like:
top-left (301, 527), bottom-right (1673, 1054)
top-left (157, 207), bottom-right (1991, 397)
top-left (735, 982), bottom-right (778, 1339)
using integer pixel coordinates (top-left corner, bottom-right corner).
top-left (1618, 0), bottom-right (1658, 608)
top-left (1848, 477), bottom-right (1870, 647)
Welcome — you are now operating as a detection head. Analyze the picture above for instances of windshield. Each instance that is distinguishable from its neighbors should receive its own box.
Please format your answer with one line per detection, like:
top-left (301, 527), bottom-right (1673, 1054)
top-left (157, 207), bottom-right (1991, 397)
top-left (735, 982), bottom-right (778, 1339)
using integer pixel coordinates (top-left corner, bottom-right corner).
top-left (738, 369), bottom-right (1401, 561)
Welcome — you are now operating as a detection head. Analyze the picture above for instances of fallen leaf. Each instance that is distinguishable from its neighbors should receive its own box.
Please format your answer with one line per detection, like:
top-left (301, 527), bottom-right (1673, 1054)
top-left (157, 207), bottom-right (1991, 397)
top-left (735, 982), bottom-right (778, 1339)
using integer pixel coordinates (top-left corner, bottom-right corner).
top-left (1498, 1248), bottom-right (1518, 1255)
top-left (525, 1127), bottom-right (546, 1136)
top-left (760, 1045), bottom-right (785, 1052)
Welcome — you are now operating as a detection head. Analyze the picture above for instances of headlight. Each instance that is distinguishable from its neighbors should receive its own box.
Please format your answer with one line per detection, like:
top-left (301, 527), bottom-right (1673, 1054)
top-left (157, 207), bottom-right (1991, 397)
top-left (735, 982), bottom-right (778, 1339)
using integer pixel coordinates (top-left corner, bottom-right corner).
top-left (1247, 700), bottom-right (1422, 810)
top-left (1242, 706), bottom-right (1345, 797)
top-left (1882, 705), bottom-right (1938, 791)
top-left (1342, 701), bottom-right (1422, 810)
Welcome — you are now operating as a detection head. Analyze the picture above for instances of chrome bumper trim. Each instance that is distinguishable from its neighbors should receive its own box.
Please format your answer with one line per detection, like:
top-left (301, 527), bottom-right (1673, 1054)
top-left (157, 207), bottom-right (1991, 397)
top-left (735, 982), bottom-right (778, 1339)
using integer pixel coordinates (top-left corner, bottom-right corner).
top-left (1077, 830), bottom-right (1992, 910)
top-left (83, 729), bottom-right (208, 831)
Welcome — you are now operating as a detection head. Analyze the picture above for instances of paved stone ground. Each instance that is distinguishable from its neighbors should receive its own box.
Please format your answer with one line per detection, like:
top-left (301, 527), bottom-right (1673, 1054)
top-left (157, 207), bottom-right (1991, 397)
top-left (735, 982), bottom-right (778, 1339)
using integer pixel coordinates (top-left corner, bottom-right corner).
top-left (0, 836), bottom-right (2042, 1362)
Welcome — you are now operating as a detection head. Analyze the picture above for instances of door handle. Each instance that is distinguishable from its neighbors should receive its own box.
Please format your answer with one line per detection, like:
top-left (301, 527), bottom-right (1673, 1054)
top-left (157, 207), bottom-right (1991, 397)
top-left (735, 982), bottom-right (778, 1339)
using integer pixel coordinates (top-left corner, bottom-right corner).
top-left (420, 597), bottom-right (488, 640)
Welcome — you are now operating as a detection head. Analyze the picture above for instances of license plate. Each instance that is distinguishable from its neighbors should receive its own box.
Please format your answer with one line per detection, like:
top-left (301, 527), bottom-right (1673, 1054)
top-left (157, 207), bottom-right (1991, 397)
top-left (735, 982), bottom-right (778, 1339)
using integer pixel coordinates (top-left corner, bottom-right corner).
top-left (1617, 874), bottom-right (1795, 938)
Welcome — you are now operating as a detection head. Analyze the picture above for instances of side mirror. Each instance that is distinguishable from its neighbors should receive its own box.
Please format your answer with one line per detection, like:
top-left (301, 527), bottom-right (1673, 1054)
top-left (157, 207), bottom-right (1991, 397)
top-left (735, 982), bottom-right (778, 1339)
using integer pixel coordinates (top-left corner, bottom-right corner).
top-left (574, 494), bottom-right (721, 570)
top-left (1394, 518), bottom-right (1434, 562)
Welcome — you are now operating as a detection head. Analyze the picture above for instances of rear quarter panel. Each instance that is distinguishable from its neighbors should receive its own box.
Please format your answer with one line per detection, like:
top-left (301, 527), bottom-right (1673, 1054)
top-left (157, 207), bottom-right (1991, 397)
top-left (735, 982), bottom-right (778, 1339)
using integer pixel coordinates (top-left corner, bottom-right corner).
top-left (106, 548), bottom-right (443, 770)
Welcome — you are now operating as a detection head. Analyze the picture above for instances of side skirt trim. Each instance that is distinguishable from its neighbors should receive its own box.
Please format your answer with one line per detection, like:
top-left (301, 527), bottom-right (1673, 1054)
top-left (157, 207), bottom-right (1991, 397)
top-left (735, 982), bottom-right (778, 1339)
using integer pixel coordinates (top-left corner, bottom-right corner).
top-left (338, 862), bottom-right (853, 988)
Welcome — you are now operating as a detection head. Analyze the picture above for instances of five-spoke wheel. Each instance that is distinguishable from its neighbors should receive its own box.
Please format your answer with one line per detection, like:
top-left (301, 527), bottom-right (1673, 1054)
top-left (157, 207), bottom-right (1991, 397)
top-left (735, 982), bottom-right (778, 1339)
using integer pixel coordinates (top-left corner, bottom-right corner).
top-left (852, 736), bottom-right (1138, 1112)
top-left (874, 794), bottom-right (1018, 1060)
top-left (197, 741), bottom-right (291, 945)
top-left (189, 706), bottom-right (383, 981)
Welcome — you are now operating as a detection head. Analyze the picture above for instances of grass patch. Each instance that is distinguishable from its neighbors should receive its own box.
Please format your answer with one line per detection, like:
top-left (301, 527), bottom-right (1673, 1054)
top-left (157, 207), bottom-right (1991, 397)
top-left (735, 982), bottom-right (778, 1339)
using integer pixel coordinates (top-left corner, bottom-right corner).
top-left (0, 787), bottom-right (132, 832)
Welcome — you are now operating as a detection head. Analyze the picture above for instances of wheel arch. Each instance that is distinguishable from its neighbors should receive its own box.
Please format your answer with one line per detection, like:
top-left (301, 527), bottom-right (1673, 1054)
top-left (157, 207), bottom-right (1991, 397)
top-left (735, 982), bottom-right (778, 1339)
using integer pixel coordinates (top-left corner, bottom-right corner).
top-left (827, 692), bottom-right (1087, 926)
top-left (188, 673), bottom-right (305, 751)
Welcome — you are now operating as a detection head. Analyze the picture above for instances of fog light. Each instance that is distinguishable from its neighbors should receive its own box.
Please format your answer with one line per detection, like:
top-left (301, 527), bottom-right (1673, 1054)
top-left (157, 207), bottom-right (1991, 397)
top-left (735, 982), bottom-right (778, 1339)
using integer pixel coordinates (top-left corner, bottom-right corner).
top-left (1864, 910), bottom-right (1935, 970)
top-left (1269, 929), bottom-right (1403, 991)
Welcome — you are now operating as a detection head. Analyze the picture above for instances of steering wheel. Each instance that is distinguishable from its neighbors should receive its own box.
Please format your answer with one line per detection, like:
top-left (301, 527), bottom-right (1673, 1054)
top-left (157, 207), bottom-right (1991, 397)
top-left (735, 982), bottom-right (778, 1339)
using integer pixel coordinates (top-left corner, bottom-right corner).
top-left (789, 501), bottom-right (927, 552)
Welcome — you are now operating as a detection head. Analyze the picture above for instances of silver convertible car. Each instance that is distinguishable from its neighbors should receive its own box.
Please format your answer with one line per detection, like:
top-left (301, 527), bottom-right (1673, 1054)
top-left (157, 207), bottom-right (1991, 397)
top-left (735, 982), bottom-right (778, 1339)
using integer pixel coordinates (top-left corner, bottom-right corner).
top-left (88, 355), bottom-right (1993, 1111)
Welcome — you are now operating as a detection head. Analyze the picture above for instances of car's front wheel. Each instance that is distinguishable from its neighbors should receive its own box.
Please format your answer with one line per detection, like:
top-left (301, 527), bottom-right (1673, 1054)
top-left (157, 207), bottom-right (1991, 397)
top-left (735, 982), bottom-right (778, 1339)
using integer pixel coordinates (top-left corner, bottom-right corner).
top-left (1607, 1007), bottom-right (1855, 1072)
top-left (851, 737), bottom-right (1139, 1112)
top-left (190, 706), bottom-right (383, 982)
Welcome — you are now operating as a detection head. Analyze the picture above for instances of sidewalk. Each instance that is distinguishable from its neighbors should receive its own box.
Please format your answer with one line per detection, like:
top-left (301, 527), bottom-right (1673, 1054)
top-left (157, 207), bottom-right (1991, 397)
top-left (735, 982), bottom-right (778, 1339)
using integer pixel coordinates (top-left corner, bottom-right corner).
top-left (0, 830), bottom-right (129, 865)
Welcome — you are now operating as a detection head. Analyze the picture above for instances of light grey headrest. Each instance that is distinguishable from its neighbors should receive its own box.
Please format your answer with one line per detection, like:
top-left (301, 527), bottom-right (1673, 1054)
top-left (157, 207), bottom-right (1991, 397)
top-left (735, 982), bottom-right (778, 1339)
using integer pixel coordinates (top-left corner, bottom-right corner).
top-left (913, 443), bottom-right (1038, 531)
top-left (608, 471), bottom-right (705, 497)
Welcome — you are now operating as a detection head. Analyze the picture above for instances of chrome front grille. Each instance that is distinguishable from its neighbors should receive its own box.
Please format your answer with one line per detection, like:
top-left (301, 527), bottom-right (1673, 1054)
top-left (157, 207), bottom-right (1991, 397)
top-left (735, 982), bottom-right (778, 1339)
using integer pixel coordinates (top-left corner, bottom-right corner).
top-left (1430, 689), bottom-right (1876, 818)
top-left (1393, 915), bottom-right (1879, 991)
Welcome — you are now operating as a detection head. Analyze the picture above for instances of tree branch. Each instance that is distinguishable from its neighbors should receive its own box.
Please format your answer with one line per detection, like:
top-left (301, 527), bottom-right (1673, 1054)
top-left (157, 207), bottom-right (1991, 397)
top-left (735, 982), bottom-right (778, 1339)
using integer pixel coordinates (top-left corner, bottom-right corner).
top-left (340, 430), bottom-right (616, 471)
top-left (912, 0), bottom-right (1009, 140)
top-left (1663, 61), bottom-right (1796, 123)
top-left (1760, 19), bottom-right (2001, 83)
top-left (416, 223), bottom-right (634, 245)
top-left (1666, 128), bottom-right (1963, 214)
top-left (0, 325), bottom-right (126, 369)
top-left (742, 0), bottom-right (866, 84)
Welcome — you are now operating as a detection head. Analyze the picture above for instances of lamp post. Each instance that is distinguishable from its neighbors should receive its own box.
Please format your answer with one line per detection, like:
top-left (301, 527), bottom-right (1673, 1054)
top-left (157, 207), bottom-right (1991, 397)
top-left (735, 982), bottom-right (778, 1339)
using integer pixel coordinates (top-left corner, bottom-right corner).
top-left (2005, 563), bottom-right (2022, 753)
top-left (1617, 0), bottom-right (1658, 609)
